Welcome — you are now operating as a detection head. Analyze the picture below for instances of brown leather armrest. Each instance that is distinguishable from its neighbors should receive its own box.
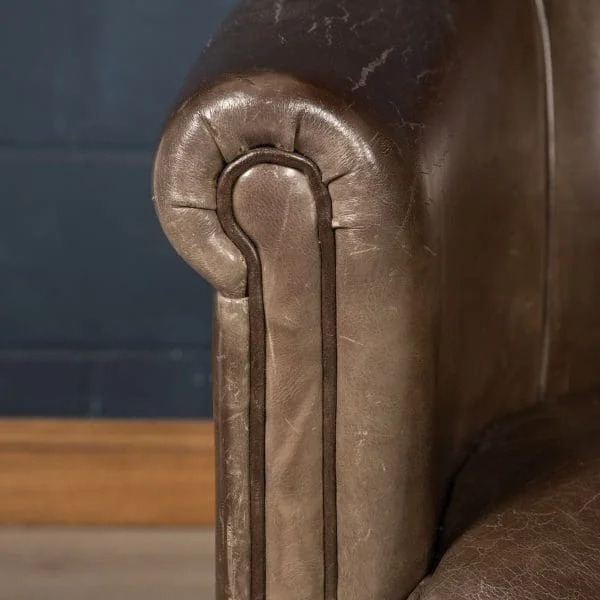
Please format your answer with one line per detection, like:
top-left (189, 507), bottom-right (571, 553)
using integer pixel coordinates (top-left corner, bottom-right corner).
top-left (152, 1), bottom-right (550, 600)
top-left (154, 68), bottom-right (437, 600)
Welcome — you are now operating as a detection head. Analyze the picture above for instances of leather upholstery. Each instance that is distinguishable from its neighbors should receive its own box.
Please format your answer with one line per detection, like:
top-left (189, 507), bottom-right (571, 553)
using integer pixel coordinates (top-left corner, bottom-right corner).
top-left (428, 0), bottom-right (547, 495)
top-left (544, 0), bottom-right (600, 396)
top-left (154, 70), bottom-right (439, 599)
top-left (173, 0), bottom-right (554, 497)
top-left (234, 164), bottom-right (325, 598)
top-left (213, 295), bottom-right (251, 599)
top-left (152, 0), bottom-right (600, 598)
top-left (412, 395), bottom-right (600, 599)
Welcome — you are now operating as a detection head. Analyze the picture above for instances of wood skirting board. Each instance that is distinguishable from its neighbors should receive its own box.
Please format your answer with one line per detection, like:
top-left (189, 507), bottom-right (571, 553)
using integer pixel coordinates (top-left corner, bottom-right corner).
top-left (0, 419), bottom-right (215, 525)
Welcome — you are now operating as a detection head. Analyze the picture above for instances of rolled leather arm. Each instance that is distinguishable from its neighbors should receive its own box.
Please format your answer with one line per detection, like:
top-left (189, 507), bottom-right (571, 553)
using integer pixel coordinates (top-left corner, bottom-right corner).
top-left (153, 2), bottom-right (455, 599)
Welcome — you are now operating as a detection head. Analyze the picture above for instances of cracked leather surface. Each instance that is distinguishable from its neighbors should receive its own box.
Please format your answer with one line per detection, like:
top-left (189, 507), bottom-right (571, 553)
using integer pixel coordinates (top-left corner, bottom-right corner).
top-left (413, 395), bottom-right (600, 600)
top-left (151, 0), bottom-right (600, 597)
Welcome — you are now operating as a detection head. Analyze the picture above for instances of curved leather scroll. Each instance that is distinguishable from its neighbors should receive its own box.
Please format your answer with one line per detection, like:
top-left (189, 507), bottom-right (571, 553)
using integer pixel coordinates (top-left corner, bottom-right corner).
top-left (152, 72), bottom-right (409, 298)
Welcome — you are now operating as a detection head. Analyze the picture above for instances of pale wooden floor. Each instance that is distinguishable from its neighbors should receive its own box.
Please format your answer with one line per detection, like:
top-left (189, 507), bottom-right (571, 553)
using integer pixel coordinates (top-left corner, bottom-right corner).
top-left (0, 528), bottom-right (215, 599)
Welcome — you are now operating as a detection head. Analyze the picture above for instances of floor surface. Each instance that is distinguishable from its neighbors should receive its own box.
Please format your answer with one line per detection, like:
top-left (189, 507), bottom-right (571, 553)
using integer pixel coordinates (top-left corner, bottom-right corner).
top-left (0, 528), bottom-right (214, 599)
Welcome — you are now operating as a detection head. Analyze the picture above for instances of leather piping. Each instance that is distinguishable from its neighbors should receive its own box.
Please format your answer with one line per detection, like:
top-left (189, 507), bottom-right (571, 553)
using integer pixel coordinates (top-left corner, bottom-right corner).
top-left (532, 0), bottom-right (557, 401)
top-left (216, 147), bottom-right (338, 600)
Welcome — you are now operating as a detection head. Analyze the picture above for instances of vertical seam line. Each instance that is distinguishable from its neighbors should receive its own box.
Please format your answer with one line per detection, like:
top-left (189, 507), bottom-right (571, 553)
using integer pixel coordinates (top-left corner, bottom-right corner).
top-left (533, 0), bottom-right (556, 402)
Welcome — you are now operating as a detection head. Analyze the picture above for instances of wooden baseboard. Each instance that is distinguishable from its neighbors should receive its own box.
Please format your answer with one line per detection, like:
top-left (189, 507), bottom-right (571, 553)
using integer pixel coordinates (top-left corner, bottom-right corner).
top-left (0, 419), bottom-right (215, 525)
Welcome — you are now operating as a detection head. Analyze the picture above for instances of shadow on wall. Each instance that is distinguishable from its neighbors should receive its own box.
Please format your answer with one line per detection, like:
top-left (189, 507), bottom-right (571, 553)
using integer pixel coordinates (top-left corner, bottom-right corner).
top-left (0, 0), bottom-right (239, 418)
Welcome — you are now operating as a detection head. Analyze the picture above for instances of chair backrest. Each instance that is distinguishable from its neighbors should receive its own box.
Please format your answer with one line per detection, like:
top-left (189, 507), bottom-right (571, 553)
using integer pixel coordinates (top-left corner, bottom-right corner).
top-left (424, 0), bottom-right (548, 493)
top-left (419, 0), bottom-right (600, 496)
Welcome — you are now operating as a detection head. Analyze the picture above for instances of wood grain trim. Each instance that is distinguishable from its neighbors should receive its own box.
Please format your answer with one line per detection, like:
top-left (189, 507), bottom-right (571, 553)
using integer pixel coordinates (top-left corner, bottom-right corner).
top-left (0, 419), bottom-right (215, 526)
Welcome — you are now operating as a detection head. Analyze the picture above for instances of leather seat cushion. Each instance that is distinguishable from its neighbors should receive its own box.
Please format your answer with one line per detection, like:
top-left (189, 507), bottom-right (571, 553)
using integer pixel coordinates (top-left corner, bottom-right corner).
top-left (412, 394), bottom-right (600, 600)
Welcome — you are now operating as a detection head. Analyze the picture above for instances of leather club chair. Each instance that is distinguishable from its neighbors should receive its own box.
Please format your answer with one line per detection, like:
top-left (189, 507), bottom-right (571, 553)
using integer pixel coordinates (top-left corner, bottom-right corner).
top-left (152, 0), bottom-right (600, 598)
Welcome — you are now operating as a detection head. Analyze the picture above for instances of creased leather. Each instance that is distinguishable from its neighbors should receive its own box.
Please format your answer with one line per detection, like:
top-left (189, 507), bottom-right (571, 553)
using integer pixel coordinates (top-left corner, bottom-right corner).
top-left (233, 164), bottom-right (325, 600)
top-left (153, 108), bottom-right (246, 297)
top-left (414, 395), bottom-right (600, 600)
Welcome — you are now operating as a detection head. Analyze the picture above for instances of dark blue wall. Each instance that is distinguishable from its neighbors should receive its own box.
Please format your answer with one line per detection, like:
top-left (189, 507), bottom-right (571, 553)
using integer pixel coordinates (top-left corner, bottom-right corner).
top-left (0, 0), bottom-right (238, 418)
